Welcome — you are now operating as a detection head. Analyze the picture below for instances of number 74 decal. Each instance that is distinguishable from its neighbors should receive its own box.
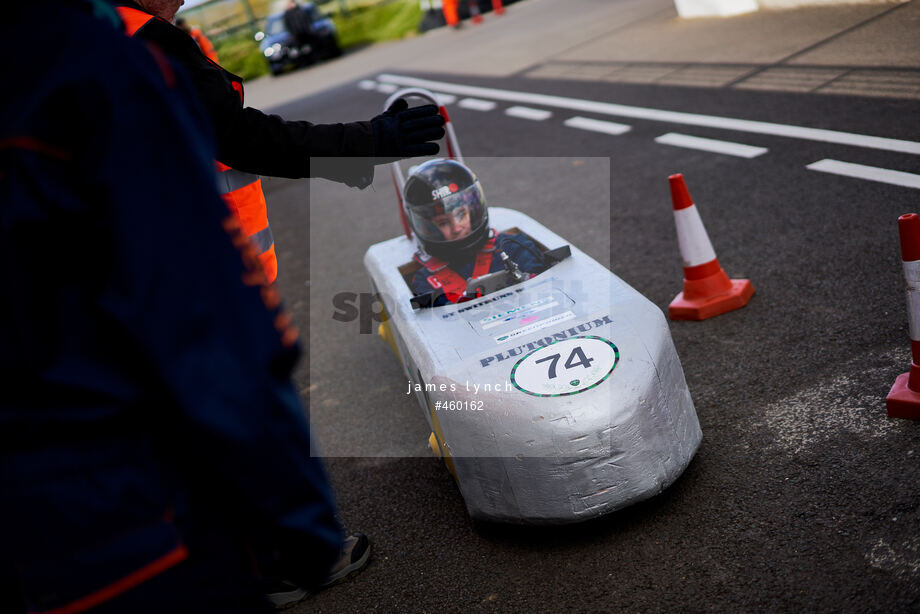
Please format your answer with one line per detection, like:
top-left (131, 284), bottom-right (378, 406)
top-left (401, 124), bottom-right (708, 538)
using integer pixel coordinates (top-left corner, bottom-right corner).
top-left (511, 336), bottom-right (619, 397)
top-left (534, 346), bottom-right (594, 379)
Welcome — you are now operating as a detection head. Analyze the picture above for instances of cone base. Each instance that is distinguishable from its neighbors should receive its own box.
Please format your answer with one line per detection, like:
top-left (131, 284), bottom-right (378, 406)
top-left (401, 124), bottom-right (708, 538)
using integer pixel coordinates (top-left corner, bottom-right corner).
top-left (886, 372), bottom-right (920, 420)
top-left (669, 278), bottom-right (754, 321)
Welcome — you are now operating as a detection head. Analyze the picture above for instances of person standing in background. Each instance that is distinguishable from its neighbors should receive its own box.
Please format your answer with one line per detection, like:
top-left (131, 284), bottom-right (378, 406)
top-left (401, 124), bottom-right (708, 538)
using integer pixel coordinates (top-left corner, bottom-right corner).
top-left (283, 0), bottom-right (315, 51)
top-left (176, 17), bottom-right (219, 63)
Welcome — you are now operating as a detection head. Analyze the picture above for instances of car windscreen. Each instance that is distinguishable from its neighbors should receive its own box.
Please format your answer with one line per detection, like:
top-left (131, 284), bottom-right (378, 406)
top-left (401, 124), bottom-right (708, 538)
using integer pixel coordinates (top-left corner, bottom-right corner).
top-left (265, 15), bottom-right (285, 35)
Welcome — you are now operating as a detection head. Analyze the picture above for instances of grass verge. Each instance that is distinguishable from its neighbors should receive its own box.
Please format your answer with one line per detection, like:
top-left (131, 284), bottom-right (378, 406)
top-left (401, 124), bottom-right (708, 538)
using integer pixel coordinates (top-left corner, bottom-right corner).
top-left (332, 0), bottom-right (423, 49)
top-left (213, 0), bottom-right (424, 81)
top-left (213, 31), bottom-right (270, 81)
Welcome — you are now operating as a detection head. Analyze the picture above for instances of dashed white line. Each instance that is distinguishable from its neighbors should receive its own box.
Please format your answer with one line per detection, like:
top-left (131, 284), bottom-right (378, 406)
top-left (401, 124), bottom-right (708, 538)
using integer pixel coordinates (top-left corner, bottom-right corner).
top-left (806, 159), bottom-right (920, 190)
top-left (432, 93), bottom-right (457, 105)
top-left (377, 73), bottom-right (920, 155)
top-left (564, 116), bottom-right (631, 136)
top-left (358, 80), bottom-right (377, 90)
top-left (376, 83), bottom-right (398, 94)
top-left (655, 132), bottom-right (768, 158)
top-left (458, 98), bottom-right (498, 112)
top-left (505, 106), bottom-right (552, 121)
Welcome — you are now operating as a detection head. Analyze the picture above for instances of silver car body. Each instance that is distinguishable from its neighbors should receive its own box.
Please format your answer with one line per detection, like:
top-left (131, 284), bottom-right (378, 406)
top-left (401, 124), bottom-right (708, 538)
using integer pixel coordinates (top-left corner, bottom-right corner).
top-left (365, 205), bottom-right (702, 524)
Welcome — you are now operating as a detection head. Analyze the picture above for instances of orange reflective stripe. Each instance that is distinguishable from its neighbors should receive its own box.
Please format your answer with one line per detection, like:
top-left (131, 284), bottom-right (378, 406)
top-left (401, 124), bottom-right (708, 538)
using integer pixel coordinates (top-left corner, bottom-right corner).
top-left (221, 178), bottom-right (269, 240)
top-left (219, 177), bottom-right (276, 283)
top-left (29, 545), bottom-right (188, 614)
top-left (116, 6), bottom-right (153, 36)
top-left (217, 167), bottom-right (259, 195)
top-left (259, 245), bottom-right (278, 284)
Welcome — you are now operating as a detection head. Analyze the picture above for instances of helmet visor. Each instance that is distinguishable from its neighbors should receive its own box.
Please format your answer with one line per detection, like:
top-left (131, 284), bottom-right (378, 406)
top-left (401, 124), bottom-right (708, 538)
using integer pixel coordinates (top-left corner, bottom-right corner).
top-left (407, 181), bottom-right (486, 246)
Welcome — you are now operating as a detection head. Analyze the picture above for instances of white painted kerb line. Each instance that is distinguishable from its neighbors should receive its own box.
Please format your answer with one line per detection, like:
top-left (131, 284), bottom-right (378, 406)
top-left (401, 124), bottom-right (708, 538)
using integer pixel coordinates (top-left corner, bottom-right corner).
top-left (377, 73), bottom-right (920, 155)
top-left (564, 116), bottom-right (631, 136)
top-left (655, 132), bottom-right (768, 158)
top-left (806, 160), bottom-right (920, 190)
top-left (432, 93), bottom-right (457, 105)
top-left (505, 106), bottom-right (552, 121)
top-left (458, 98), bottom-right (497, 112)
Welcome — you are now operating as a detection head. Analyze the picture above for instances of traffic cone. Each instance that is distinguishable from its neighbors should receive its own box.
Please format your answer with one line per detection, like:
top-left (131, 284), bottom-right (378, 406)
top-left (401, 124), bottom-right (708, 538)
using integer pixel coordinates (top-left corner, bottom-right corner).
top-left (443, 0), bottom-right (459, 28)
top-left (667, 174), bottom-right (754, 320)
top-left (885, 213), bottom-right (920, 420)
top-left (469, 0), bottom-right (484, 24)
top-left (492, 0), bottom-right (505, 15)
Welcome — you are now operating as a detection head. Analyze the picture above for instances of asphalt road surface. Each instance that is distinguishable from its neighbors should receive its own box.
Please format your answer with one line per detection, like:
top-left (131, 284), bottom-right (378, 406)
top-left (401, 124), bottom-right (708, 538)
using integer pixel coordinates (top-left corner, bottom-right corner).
top-left (260, 23), bottom-right (920, 614)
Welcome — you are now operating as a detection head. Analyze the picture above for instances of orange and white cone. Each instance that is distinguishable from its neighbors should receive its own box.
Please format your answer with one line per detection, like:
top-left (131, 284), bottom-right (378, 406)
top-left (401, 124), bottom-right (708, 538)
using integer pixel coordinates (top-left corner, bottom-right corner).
top-left (470, 0), bottom-right (484, 24)
top-left (668, 174), bottom-right (754, 320)
top-left (492, 0), bottom-right (505, 15)
top-left (885, 213), bottom-right (920, 420)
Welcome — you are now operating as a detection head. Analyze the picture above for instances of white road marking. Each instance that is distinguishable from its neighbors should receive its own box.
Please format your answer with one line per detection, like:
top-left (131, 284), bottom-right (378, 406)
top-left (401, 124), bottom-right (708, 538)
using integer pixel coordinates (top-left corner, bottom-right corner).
top-left (655, 132), bottom-right (768, 158)
top-left (377, 73), bottom-right (920, 155)
top-left (376, 83), bottom-right (398, 94)
top-left (458, 98), bottom-right (498, 111)
top-left (564, 116), bottom-right (631, 136)
top-left (505, 106), bottom-right (552, 121)
top-left (806, 159), bottom-right (920, 190)
top-left (433, 93), bottom-right (457, 105)
top-left (358, 80), bottom-right (377, 90)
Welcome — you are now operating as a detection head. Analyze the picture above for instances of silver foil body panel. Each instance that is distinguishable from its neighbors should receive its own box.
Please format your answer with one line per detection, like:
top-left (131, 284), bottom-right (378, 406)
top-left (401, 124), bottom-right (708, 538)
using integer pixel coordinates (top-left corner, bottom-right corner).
top-left (364, 208), bottom-right (702, 523)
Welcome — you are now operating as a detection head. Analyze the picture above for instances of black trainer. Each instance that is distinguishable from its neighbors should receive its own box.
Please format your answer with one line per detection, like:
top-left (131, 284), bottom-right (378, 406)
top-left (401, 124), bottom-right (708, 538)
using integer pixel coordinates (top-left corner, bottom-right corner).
top-left (264, 579), bottom-right (307, 610)
top-left (321, 533), bottom-right (371, 587)
top-left (265, 533), bottom-right (371, 609)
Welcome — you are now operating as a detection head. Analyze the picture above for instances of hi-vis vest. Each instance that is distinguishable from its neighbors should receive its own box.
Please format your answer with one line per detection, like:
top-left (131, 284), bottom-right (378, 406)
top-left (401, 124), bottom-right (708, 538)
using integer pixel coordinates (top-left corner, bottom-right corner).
top-left (414, 234), bottom-right (496, 303)
top-left (117, 6), bottom-right (278, 283)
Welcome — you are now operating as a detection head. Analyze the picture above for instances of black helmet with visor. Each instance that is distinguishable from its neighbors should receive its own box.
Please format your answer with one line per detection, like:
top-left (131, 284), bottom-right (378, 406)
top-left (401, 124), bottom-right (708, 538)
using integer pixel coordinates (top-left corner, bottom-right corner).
top-left (403, 159), bottom-right (489, 261)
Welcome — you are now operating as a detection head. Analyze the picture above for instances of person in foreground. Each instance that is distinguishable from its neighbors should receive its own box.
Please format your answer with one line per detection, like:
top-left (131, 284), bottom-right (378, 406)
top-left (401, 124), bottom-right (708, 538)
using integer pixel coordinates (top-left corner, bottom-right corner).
top-left (0, 1), bottom-right (359, 611)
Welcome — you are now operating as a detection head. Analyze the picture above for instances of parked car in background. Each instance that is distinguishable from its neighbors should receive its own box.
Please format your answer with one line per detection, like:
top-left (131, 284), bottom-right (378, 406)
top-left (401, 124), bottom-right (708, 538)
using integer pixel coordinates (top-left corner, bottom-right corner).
top-left (255, 2), bottom-right (341, 76)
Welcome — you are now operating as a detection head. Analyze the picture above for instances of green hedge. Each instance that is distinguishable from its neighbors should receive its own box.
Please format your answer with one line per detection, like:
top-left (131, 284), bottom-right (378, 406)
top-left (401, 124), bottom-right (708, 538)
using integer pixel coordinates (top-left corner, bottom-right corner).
top-left (333, 0), bottom-right (423, 48)
top-left (213, 31), bottom-right (269, 81)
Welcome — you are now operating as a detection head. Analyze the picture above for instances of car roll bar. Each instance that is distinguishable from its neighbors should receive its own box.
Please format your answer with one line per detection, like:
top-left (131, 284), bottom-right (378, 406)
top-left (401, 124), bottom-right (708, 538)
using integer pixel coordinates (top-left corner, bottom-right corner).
top-left (382, 88), bottom-right (463, 240)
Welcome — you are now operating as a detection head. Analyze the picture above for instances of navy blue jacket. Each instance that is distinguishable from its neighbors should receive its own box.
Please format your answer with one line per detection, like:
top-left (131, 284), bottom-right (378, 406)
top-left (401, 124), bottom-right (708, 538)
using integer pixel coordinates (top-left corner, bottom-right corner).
top-left (0, 3), bottom-right (339, 611)
top-left (410, 231), bottom-right (546, 307)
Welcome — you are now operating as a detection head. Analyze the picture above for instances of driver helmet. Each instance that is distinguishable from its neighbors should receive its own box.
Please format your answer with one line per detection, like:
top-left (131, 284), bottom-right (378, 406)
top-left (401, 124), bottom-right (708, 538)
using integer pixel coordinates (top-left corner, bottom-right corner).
top-left (403, 159), bottom-right (489, 261)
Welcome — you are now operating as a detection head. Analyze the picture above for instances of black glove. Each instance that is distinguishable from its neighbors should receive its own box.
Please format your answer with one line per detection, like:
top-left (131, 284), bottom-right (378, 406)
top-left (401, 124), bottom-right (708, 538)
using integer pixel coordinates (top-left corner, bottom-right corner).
top-left (371, 99), bottom-right (445, 163)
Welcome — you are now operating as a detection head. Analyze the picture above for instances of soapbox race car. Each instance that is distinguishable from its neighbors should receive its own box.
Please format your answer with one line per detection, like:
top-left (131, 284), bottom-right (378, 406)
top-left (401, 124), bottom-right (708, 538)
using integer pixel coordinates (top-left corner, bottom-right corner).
top-left (365, 89), bottom-right (702, 524)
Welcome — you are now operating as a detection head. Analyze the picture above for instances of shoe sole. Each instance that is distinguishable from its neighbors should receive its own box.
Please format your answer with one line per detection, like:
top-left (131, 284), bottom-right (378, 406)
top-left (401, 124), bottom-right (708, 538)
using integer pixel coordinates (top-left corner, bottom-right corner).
top-left (321, 541), bottom-right (371, 587)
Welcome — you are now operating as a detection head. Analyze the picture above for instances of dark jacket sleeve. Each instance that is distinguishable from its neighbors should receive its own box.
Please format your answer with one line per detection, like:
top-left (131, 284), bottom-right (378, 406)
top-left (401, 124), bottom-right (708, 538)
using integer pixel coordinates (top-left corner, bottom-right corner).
top-left (134, 15), bottom-right (375, 183)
